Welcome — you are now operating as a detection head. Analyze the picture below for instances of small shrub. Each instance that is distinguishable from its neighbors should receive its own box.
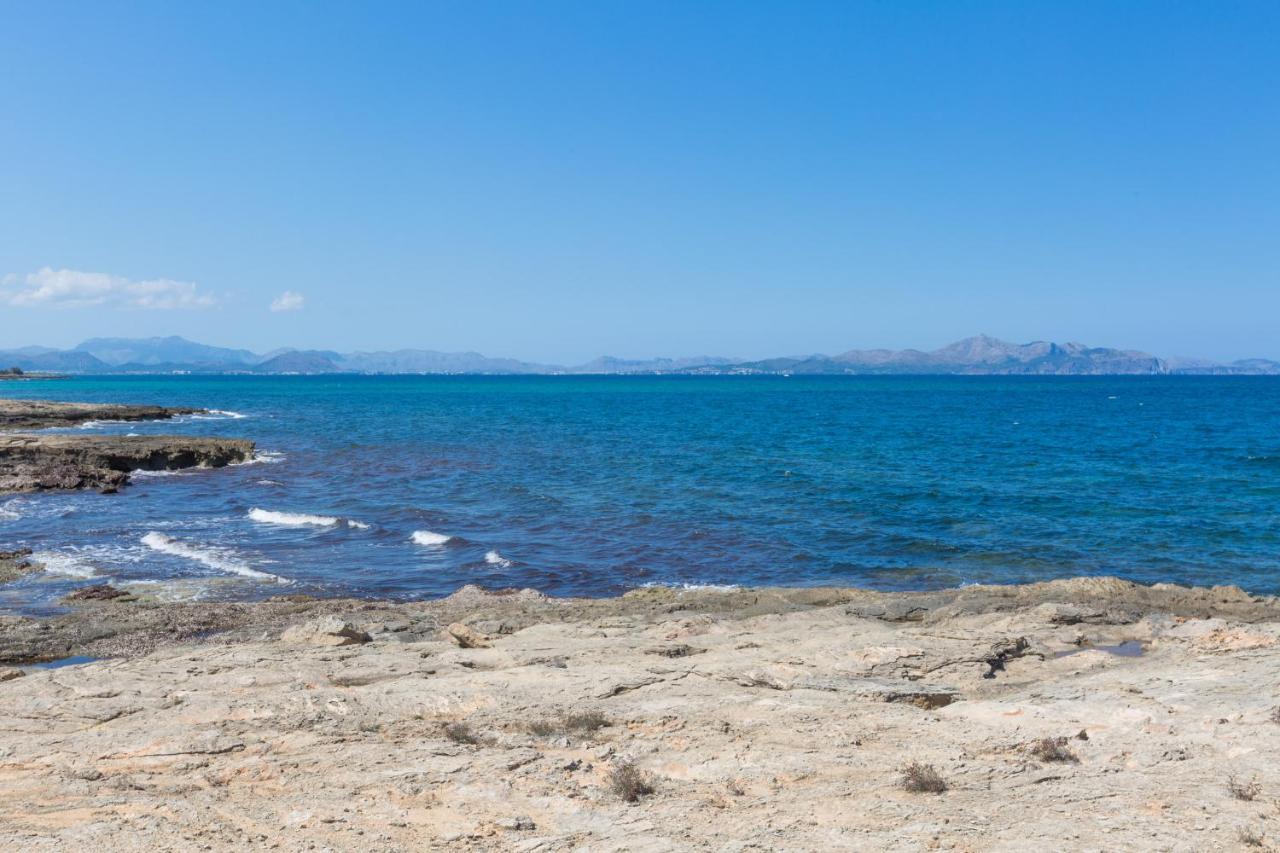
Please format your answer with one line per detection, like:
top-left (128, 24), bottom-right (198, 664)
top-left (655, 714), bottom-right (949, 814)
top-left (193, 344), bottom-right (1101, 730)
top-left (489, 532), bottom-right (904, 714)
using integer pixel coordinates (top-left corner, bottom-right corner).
top-left (1228, 775), bottom-right (1262, 802)
top-left (443, 721), bottom-right (481, 745)
top-left (1269, 706), bottom-right (1280, 724)
top-left (1239, 826), bottom-right (1265, 848)
top-left (526, 719), bottom-right (559, 737)
top-left (564, 711), bottom-right (609, 734)
top-left (1029, 736), bottom-right (1079, 764)
top-left (900, 762), bottom-right (947, 794)
top-left (526, 711), bottom-right (610, 738)
top-left (608, 760), bottom-right (656, 802)
top-left (725, 778), bottom-right (745, 796)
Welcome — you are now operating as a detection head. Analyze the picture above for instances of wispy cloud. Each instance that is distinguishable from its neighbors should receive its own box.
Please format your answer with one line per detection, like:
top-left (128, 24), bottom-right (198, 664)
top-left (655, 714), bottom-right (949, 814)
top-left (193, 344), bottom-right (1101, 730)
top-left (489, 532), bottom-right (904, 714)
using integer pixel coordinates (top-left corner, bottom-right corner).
top-left (270, 291), bottom-right (305, 312)
top-left (0, 267), bottom-right (215, 310)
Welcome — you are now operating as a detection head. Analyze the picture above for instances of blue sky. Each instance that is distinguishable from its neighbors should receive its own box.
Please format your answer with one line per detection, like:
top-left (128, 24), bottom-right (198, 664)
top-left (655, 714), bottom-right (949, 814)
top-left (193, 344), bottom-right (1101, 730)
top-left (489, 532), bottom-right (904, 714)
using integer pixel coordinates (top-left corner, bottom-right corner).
top-left (1, 2), bottom-right (1277, 362)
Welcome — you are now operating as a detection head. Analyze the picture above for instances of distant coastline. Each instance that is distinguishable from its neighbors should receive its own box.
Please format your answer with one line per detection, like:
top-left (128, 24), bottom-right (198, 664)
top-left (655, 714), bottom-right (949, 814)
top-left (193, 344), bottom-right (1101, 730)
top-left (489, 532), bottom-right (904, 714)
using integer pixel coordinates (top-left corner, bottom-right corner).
top-left (4, 333), bottom-right (1278, 376)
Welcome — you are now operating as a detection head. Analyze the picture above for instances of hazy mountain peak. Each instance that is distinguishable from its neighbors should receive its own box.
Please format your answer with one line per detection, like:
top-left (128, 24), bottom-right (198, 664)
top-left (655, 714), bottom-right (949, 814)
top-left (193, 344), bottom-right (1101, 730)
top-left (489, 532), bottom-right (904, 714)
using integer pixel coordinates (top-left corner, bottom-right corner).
top-left (0, 336), bottom-right (1274, 376)
top-left (74, 336), bottom-right (259, 367)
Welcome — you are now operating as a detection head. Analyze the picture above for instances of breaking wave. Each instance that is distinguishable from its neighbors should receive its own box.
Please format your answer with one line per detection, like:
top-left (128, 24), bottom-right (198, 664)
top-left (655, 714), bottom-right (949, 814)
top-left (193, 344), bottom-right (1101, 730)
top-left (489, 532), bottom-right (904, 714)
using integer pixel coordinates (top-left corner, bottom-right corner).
top-left (249, 508), bottom-right (369, 529)
top-left (140, 532), bottom-right (282, 582)
top-left (231, 451), bottom-right (286, 467)
top-left (249, 508), bottom-right (338, 527)
top-left (484, 550), bottom-right (513, 568)
top-left (31, 551), bottom-right (98, 579)
top-left (411, 530), bottom-right (456, 546)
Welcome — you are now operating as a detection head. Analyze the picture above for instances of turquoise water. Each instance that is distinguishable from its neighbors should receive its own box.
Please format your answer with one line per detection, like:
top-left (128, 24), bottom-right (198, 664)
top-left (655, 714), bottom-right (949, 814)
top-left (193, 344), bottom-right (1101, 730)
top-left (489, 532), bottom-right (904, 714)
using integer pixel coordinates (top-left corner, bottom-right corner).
top-left (2, 375), bottom-right (1279, 610)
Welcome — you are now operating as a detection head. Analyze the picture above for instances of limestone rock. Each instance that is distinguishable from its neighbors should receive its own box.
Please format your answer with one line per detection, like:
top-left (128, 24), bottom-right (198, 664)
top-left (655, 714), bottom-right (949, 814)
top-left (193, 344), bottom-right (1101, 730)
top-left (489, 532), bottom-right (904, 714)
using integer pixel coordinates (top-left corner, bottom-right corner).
top-left (444, 622), bottom-right (491, 648)
top-left (280, 615), bottom-right (371, 647)
top-left (0, 434), bottom-right (255, 494)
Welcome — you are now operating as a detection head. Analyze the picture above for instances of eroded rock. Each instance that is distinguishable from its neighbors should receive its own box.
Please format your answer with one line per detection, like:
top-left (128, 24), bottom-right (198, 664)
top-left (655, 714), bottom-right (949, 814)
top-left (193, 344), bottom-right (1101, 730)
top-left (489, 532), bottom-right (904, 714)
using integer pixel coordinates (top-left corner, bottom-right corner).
top-left (280, 615), bottom-right (371, 647)
top-left (0, 434), bottom-right (255, 494)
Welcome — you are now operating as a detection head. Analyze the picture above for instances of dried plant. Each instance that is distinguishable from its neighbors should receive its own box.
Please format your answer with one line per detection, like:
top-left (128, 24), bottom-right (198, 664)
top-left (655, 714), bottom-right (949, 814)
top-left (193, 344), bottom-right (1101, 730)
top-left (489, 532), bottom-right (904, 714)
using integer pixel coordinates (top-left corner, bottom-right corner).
top-left (609, 760), bottom-right (656, 802)
top-left (1239, 826), bottom-right (1265, 848)
top-left (900, 762), bottom-right (947, 794)
top-left (443, 721), bottom-right (481, 745)
top-left (1028, 736), bottom-right (1079, 764)
top-left (527, 711), bottom-right (610, 738)
top-left (1228, 774), bottom-right (1262, 802)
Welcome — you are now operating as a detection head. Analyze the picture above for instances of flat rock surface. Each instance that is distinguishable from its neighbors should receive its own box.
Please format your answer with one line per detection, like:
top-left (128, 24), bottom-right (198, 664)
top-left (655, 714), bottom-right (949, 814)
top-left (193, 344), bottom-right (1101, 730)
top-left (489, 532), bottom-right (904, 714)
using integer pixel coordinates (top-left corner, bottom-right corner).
top-left (0, 399), bottom-right (199, 430)
top-left (1, 579), bottom-right (1278, 850)
top-left (0, 434), bottom-right (254, 494)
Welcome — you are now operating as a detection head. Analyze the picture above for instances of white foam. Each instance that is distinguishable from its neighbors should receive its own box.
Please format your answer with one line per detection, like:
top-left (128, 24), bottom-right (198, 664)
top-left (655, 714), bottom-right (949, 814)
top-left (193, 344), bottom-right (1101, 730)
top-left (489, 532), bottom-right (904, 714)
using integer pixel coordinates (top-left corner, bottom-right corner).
top-left (31, 551), bottom-right (98, 579)
top-left (484, 550), bottom-right (513, 568)
top-left (206, 409), bottom-right (247, 419)
top-left (249, 508), bottom-right (338, 527)
top-left (141, 532), bottom-right (281, 582)
top-left (411, 530), bottom-right (454, 546)
top-left (347, 520), bottom-right (371, 530)
top-left (0, 499), bottom-right (20, 521)
top-left (130, 468), bottom-right (184, 479)
top-left (123, 578), bottom-right (216, 602)
top-left (232, 450), bottom-right (286, 467)
top-left (640, 581), bottom-right (741, 592)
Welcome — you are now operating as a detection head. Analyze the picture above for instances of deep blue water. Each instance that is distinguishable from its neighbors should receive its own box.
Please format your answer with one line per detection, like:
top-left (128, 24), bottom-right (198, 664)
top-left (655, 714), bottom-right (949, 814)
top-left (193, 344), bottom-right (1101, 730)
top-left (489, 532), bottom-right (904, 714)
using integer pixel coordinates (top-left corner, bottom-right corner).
top-left (2, 374), bottom-right (1279, 611)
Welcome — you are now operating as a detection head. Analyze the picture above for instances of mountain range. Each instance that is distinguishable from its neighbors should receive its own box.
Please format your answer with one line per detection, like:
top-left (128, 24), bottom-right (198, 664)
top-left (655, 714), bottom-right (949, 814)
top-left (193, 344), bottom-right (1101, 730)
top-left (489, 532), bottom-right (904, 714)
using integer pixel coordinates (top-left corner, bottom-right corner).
top-left (1, 335), bottom-right (1276, 376)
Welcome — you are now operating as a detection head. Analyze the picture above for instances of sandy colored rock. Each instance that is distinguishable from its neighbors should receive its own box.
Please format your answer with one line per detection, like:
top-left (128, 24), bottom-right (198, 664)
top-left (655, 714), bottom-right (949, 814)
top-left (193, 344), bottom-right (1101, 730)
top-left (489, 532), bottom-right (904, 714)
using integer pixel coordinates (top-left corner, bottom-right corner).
top-left (280, 615), bottom-right (372, 646)
top-left (0, 580), bottom-right (1278, 850)
top-left (445, 621), bottom-right (492, 648)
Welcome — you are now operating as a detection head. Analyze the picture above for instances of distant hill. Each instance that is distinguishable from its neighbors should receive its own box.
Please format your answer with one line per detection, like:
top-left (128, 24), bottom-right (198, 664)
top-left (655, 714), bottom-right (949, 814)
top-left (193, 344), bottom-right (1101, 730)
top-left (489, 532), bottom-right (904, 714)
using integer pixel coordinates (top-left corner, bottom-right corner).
top-left (252, 351), bottom-right (343, 373)
top-left (0, 335), bottom-right (1275, 375)
top-left (814, 335), bottom-right (1169, 375)
top-left (337, 349), bottom-right (550, 374)
top-left (571, 356), bottom-right (737, 374)
top-left (75, 336), bottom-right (258, 367)
top-left (1168, 357), bottom-right (1280, 376)
top-left (0, 349), bottom-right (111, 372)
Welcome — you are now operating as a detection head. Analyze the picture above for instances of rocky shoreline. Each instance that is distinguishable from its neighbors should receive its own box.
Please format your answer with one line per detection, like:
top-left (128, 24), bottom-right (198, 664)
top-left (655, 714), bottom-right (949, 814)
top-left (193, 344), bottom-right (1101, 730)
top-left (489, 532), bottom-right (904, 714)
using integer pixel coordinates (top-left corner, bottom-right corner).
top-left (0, 398), bottom-right (254, 494)
top-left (2, 395), bottom-right (1279, 849)
top-left (0, 433), bottom-right (254, 494)
top-left (1, 578), bottom-right (1279, 849)
top-left (0, 399), bottom-right (201, 430)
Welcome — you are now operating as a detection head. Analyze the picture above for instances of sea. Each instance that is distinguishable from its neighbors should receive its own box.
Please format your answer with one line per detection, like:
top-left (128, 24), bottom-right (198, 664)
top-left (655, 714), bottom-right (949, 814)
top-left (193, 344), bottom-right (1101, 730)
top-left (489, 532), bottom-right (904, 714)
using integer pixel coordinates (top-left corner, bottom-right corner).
top-left (2, 374), bottom-right (1278, 613)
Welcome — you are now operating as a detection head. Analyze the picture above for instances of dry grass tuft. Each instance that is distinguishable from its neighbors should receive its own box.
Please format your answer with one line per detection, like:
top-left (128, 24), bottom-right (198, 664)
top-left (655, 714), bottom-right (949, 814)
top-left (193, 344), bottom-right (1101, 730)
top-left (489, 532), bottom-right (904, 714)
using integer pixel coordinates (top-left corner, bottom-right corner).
top-left (608, 760), bottom-right (656, 802)
top-left (1270, 706), bottom-right (1280, 724)
top-left (1228, 774), bottom-right (1262, 802)
top-left (527, 711), bottom-right (610, 738)
top-left (900, 762), bottom-right (947, 794)
top-left (564, 711), bottom-right (610, 733)
top-left (1239, 826), bottom-right (1265, 848)
top-left (526, 719), bottom-right (559, 737)
top-left (1029, 736), bottom-right (1080, 764)
top-left (443, 721), bottom-right (481, 745)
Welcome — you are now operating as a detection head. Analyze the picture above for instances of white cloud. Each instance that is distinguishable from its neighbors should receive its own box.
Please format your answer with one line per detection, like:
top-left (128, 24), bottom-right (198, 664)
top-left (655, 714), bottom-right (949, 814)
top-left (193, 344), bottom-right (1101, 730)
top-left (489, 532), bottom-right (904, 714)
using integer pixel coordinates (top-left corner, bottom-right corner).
top-left (0, 267), bottom-right (215, 310)
top-left (270, 291), bottom-right (305, 312)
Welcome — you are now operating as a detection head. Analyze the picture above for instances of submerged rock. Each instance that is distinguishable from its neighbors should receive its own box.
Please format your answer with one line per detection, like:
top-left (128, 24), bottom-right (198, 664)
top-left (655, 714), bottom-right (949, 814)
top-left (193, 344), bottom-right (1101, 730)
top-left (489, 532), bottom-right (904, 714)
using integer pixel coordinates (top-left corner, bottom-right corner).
top-left (0, 549), bottom-right (41, 585)
top-left (63, 584), bottom-right (134, 603)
